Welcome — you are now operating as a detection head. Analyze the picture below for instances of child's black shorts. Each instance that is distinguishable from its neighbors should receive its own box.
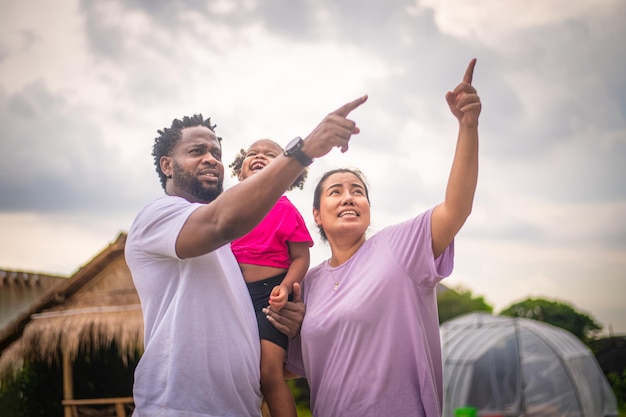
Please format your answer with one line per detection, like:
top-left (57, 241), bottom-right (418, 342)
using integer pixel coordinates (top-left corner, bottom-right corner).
top-left (246, 272), bottom-right (291, 350)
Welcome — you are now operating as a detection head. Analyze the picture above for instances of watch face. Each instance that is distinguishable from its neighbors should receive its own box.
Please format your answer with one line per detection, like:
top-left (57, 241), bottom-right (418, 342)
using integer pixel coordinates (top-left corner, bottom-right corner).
top-left (284, 137), bottom-right (312, 166)
top-left (286, 137), bottom-right (302, 153)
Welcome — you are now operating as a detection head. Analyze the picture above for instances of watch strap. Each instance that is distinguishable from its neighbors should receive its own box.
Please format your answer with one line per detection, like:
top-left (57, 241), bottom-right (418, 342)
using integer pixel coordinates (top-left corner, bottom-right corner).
top-left (284, 137), bottom-right (313, 167)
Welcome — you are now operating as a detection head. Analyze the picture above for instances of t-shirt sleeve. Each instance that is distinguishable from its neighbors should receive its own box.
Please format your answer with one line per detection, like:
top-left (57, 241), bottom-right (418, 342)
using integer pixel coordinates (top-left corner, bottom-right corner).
top-left (377, 208), bottom-right (454, 287)
top-left (130, 197), bottom-right (203, 259)
top-left (282, 200), bottom-right (314, 246)
top-left (286, 334), bottom-right (306, 378)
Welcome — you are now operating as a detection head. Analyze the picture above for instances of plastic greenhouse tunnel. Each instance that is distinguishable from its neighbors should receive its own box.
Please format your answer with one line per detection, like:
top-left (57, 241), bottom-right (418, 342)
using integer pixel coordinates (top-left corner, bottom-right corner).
top-left (440, 312), bottom-right (618, 417)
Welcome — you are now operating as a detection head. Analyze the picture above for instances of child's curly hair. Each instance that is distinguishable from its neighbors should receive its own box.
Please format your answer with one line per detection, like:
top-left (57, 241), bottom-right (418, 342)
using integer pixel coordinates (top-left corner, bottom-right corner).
top-left (229, 139), bottom-right (308, 190)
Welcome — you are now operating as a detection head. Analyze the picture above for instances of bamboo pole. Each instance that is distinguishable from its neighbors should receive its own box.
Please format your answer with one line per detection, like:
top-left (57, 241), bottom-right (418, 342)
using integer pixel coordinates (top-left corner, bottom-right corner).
top-left (62, 350), bottom-right (75, 417)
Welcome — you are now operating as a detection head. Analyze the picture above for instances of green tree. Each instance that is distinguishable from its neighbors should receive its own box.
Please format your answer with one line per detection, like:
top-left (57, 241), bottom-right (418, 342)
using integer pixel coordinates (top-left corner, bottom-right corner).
top-left (0, 361), bottom-right (63, 417)
top-left (288, 379), bottom-right (312, 417)
top-left (437, 286), bottom-right (493, 324)
top-left (607, 369), bottom-right (626, 415)
top-left (499, 298), bottom-right (602, 344)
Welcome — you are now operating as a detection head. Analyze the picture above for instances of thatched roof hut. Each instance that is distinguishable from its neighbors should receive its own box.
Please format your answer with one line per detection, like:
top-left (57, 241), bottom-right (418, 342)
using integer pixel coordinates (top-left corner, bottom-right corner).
top-left (0, 232), bottom-right (143, 416)
top-left (1, 268), bottom-right (66, 330)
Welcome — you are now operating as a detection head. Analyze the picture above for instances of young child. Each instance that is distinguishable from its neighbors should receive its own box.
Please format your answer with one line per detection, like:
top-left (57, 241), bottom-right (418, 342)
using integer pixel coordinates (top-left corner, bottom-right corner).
top-left (229, 138), bottom-right (313, 417)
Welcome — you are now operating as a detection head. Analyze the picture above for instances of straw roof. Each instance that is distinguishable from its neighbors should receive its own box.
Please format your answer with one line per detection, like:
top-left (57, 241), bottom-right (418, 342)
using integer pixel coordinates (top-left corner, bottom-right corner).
top-left (0, 232), bottom-right (143, 379)
top-left (1, 268), bottom-right (66, 329)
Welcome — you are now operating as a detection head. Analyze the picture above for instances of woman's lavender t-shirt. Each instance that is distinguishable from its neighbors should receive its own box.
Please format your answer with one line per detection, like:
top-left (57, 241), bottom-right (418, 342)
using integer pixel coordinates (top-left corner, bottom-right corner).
top-left (287, 208), bottom-right (454, 417)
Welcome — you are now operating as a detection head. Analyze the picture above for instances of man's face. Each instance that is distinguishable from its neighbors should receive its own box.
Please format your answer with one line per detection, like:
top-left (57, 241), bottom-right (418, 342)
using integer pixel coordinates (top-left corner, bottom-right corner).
top-left (165, 125), bottom-right (224, 203)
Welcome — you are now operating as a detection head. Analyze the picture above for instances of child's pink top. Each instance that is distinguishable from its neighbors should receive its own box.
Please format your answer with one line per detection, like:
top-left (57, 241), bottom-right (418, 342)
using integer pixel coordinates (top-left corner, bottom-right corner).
top-left (231, 196), bottom-right (313, 269)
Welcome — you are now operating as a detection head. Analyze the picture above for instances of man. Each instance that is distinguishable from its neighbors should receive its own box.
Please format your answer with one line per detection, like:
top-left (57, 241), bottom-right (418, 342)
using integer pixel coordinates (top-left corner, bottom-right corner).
top-left (125, 95), bottom-right (367, 417)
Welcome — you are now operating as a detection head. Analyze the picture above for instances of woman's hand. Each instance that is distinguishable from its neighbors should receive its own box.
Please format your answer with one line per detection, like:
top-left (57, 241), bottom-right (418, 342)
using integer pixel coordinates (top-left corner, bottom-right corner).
top-left (445, 58), bottom-right (481, 128)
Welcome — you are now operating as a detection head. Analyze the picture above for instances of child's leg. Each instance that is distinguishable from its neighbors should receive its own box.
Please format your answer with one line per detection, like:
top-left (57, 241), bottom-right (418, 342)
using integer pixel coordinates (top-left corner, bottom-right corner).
top-left (260, 339), bottom-right (297, 417)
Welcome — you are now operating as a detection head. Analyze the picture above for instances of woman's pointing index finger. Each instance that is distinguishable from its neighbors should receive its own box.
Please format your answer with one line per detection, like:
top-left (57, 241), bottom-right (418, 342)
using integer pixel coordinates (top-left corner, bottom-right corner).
top-left (463, 58), bottom-right (477, 85)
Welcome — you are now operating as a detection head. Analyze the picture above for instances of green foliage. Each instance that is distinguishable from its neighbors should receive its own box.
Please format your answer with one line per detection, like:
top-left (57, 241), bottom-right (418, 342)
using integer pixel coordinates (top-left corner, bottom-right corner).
top-left (591, 335), bottom-right (626, 415)
top-left (608, 369), bottom-right (626, 413)
top-left (288, 378), bottom-right (311, 415)
top-left (499, 298), bottom-right (602, 344)
top-left (0, 361), bottom-right (63, 417)
top-left (437, 286), bottom-right (493, 324)
top-left (295, 404), bottom-right (313, 417)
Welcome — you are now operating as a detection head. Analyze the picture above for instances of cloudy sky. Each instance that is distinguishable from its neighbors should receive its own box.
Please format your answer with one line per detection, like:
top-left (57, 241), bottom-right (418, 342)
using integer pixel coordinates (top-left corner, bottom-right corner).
top-left (1, 0), bottom-right (624, 335)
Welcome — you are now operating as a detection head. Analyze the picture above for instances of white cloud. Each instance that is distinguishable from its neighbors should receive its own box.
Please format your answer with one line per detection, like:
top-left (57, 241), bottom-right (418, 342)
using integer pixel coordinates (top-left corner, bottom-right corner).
top-left (0, 0), bottom-right (87, 95)
top-left (0, 0), bottom-right (624, 335)
top-left (0, 212), bottom-right (128, 275)
top-left (420, 0), bottom-right (620, 43)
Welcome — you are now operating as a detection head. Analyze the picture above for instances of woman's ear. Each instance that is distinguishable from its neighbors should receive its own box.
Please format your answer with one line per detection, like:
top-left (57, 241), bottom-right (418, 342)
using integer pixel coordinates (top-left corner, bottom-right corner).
top-left (313, 208), bottom-right (321, 226)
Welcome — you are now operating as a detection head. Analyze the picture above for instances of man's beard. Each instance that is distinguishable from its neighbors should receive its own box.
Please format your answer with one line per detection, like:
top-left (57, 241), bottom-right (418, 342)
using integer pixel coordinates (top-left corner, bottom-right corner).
top-left (172, 162), bottom-right (223, 202)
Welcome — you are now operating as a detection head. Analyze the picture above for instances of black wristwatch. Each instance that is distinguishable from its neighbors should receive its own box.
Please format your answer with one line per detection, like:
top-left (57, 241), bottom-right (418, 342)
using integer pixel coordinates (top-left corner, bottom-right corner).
top-left (284, 137), bottom-right (313, 167)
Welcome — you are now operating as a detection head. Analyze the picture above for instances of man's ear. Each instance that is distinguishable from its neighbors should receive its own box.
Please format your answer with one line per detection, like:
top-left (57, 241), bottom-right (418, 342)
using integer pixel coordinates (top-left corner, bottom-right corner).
top-left (160, 156), bottom-right (172, 178)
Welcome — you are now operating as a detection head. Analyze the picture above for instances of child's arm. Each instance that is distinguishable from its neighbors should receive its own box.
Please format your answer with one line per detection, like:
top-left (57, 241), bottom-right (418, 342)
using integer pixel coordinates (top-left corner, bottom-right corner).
top-left (269, 241), bottom-right (310, 310)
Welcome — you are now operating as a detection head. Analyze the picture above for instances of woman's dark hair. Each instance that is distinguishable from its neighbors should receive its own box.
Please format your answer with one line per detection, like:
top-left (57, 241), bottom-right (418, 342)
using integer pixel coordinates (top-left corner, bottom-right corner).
top-left (152, 114), bottom-right (221, 190)
top-left (313, 168), bottom-right (370, 241)
top-left (228, 138), bottom-right (308, 191)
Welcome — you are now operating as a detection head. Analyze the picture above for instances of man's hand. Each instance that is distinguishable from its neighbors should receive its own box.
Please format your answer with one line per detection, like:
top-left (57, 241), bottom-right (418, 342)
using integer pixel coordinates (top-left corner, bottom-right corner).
top-left (263, 282), bottom-right (305, 339)
top-left (301, 95), bottom-right (368, 158)
top-left (445, 59), bottom-right (481, 128)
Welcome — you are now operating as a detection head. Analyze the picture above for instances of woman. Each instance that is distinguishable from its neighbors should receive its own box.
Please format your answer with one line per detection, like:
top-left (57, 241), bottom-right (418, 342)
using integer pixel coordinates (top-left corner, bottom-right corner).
top-left (265, 59), bottom-right (481, 417)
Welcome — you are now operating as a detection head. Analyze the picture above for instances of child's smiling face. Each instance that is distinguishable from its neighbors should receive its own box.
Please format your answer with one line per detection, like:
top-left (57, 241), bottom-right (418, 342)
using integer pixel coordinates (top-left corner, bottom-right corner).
top-left (239, 139), bottom-right (283, 181)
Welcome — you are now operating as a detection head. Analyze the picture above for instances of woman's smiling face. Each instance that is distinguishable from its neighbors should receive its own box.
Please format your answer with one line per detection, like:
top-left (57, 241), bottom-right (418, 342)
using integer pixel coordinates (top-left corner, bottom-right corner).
top-left (313, 171), bottom-right (371, 242)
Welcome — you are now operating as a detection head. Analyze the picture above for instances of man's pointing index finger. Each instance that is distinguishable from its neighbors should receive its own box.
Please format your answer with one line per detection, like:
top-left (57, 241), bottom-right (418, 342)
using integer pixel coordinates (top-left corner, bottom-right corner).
top-left (332, 94), bottom-right (368, 117)
top-left (463, 58), bottom-right (477, 85)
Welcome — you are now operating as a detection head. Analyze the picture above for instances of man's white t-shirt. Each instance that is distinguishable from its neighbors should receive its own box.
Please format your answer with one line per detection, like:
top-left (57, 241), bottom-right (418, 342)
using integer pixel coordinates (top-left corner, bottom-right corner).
top-left (125, 195), bottom-right (262, 417)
